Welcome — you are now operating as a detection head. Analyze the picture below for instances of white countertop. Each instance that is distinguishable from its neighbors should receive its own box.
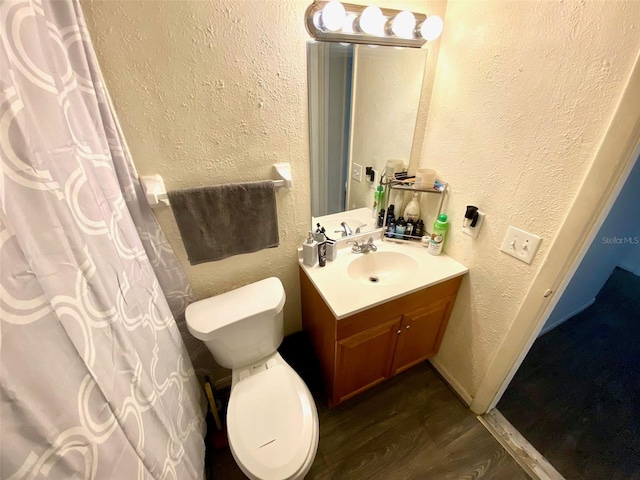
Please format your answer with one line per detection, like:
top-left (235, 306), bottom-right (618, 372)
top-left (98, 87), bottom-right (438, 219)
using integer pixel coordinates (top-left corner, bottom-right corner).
top-left (299, 237), bottom-right (468, 319)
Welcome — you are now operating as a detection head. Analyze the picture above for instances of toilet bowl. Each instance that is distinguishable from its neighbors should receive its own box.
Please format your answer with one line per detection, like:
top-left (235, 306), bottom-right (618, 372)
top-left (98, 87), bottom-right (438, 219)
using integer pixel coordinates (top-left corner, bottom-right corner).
top-left (185, 277), bottom-right (319, 480)
top-left (227, 353), bottom-right (318, 480)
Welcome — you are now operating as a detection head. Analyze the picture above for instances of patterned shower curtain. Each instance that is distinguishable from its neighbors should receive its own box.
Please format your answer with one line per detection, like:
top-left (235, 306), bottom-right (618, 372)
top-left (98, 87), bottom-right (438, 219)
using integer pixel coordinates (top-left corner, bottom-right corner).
top-left (0, 0), bottom-right (206, 478)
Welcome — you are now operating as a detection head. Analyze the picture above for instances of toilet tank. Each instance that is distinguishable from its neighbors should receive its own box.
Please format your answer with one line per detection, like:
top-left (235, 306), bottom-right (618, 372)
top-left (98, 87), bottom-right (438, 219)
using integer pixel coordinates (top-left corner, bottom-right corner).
top-left (185, 277), bottom-right (286, 369)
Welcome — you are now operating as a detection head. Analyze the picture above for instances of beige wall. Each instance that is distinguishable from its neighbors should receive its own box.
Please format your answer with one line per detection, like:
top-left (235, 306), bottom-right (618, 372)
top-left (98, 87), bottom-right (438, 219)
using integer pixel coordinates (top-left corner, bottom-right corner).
top-left (82, 0), bottom-right (313, 341)
top-left (347, 45), bottom-right (427, 211)
top-left (81, 0), bottom-right (441, 334)
top-left (420, 0), bottom-right (640, 398)
top-left (82, 0), bottom-right (640, 400)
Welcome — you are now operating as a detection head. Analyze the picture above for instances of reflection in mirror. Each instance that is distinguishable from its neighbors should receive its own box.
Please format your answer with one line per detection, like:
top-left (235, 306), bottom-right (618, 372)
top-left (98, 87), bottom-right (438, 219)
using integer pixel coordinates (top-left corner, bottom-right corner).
top-left (307, 41), bottom-right (428, 230)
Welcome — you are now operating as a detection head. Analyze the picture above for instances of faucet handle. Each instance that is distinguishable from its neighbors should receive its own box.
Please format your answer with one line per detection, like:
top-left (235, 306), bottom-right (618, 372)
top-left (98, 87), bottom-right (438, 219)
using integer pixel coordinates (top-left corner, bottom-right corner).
top-left (347, 240), bottom-right (362, 252)
top-left (355, 224), bottom-right (368, 234)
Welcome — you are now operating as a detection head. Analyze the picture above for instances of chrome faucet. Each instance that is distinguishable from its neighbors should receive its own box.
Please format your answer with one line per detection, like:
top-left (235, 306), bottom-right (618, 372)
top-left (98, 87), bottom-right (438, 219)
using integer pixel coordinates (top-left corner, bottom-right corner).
top-left (334, 221), bottom-right (367, 237)
top-left (335, 221), bottom-right (353, 237)
top-left (347, 237), bottom-right (377, 254)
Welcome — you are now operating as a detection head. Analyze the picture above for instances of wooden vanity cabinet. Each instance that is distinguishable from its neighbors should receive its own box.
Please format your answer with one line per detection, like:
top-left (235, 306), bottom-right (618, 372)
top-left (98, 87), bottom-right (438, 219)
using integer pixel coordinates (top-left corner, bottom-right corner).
top-left (300, 269), bottom-right (462, 407)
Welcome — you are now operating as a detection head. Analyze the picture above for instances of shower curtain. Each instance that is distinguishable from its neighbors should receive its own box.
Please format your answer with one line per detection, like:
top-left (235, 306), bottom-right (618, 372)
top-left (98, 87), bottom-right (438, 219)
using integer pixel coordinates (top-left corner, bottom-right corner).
top-left (0, 0), bottom-right (206, 478)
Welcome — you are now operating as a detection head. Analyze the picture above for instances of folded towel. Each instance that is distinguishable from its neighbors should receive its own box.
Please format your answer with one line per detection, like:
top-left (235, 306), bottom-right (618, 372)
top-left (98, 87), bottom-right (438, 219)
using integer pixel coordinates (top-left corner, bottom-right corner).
top-left (168, 181), bottom-right (279, 265)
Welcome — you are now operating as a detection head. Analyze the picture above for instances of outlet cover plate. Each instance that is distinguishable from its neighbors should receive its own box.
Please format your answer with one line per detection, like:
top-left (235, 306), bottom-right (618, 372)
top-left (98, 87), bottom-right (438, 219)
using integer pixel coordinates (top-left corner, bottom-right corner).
top-left (500, 226), bottom-right (542, 264)
top-left (352, 163), bottom-right (363, 183)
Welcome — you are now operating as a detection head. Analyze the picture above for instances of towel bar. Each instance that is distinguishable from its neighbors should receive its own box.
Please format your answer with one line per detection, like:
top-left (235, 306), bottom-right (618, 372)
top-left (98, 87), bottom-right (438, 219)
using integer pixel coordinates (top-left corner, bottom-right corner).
top-left (140, 163), bottom-right (292, 208)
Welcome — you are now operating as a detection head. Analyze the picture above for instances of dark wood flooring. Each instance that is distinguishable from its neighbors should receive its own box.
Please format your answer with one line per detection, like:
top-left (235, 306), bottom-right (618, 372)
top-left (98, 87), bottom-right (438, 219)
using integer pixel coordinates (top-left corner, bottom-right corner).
top-left (499, 267), bottom-right (640, 480)
top-left (206, 359), bottom-right (528, 479)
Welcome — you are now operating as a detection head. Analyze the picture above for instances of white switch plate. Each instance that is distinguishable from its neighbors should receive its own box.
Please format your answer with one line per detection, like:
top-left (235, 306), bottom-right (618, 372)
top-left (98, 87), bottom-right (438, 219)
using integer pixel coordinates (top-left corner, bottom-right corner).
top-left (352, 163), bottom-right (363, 183)
top-left (462, 211), bottom-right (485, 238)
top-left (500, 226), bottom-right (542, 264)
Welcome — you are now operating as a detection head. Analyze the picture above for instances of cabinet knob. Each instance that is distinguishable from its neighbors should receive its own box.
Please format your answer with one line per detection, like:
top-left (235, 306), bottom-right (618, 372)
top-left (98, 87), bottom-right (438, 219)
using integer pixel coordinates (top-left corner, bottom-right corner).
top-left (397, 330), bottom-right (401, 334)
top-left (405, 325), bottom-right (411, 330)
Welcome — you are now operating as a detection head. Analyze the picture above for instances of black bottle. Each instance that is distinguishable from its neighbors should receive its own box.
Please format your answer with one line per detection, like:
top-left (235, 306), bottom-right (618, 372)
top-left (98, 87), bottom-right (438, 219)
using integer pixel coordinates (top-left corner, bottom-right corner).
top-left (377, 209), bottom-right (385, 228)
top-left (385, 205), bottom-right (395, 225)
top-left (318, 239), bottom-right (327, 267)
top-left (395, 217), bottom-right (406, 238)
top-left (414, 219), bottom-right (424, 238)
top-left (406, 219), bottom-right (414, 238)
top-left (386, 219), bottom-right (396, 237)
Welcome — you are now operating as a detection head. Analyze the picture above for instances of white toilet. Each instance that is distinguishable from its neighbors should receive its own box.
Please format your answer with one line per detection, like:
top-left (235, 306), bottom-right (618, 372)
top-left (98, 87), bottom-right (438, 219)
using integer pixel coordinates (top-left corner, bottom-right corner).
top-left (185, 277), bottom-right (319, 480)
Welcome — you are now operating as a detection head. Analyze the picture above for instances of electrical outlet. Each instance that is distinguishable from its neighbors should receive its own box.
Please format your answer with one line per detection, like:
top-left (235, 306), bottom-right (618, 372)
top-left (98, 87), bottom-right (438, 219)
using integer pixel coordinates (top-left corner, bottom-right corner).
top-left (352, 163), bottom-right (363, 183)
top-left (462, 211), bottom-right (485, 238)
top-left (500, 226), bottom-right (542, 264)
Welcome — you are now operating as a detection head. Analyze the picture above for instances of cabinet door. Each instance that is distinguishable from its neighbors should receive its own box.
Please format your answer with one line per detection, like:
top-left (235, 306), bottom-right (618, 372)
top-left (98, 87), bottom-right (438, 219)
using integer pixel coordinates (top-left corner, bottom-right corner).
top-left (391, 297), bottom-right (455, 375)
top-left (334, 316), bottom-right (402, 404)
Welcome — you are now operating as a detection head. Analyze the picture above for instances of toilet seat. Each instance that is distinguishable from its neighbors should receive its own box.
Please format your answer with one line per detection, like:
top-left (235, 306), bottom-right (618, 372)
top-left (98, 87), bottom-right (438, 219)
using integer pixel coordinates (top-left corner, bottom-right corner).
top-left (227, 362), bottom-right (318, 480)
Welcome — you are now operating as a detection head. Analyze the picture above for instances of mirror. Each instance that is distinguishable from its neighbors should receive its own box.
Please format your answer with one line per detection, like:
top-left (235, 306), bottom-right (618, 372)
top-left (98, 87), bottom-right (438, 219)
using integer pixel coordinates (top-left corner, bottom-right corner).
top-left (307, 41), bottom-right (428, 232)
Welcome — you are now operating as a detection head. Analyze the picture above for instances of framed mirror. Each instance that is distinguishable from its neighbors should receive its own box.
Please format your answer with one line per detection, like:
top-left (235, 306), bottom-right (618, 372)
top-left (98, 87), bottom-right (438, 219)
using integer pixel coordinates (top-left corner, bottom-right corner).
top-left (307, 41), bottom-right (428, 233)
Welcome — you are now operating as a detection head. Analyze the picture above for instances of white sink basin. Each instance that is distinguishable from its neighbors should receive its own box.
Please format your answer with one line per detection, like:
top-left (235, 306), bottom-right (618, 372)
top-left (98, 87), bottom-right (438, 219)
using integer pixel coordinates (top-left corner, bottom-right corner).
top-left (299, 236), bottom-right (468, 319)
top-left (347, 251), bottom-right (418, 285)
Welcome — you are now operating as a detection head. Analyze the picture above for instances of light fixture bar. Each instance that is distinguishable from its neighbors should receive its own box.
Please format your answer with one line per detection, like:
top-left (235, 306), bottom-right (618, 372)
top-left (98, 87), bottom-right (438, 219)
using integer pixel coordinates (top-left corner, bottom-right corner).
top-left (305, 1), bottom-right (440, 48)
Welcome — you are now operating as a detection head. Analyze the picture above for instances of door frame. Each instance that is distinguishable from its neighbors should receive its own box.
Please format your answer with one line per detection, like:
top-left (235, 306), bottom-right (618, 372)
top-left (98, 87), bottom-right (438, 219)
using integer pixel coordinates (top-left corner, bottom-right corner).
top-left (470, 51), bottom-right (640, 414)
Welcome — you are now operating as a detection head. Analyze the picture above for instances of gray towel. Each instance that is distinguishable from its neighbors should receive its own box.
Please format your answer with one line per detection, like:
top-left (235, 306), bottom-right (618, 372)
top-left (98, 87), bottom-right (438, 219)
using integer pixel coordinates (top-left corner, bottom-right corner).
top-left (168, 181), bottom-right (279, 265)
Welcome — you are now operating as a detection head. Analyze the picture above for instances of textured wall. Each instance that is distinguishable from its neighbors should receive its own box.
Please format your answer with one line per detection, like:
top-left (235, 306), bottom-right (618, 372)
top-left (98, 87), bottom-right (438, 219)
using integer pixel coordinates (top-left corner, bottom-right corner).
top-left (80, 0), bottom-right (442, 365)
top-left (421, 0), bottom-right (640, 396)
top-left (79, 0), bottom-right (638, 400)
top-left (81, 0), bottom-right (311, 341)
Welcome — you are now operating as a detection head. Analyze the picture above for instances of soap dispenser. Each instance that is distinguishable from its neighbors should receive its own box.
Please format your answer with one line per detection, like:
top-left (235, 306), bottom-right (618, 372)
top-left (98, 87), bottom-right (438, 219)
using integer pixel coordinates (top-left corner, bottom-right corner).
top-left (302, 232), bottom-right (318, 267)
top-left (403, 192), bottom-right (421, 222)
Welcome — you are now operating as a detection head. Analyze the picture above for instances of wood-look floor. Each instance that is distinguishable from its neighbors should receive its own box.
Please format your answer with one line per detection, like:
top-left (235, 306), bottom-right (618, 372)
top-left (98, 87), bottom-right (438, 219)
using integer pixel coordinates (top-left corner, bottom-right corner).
top-left (207, 362), bottom-right (528, 479)
top-left (499, 267), bottom-right (640, 480)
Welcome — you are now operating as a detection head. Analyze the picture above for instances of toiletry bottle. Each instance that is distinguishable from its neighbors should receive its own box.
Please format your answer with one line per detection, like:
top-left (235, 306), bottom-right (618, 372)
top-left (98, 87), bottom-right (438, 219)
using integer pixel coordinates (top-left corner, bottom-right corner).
top-left (428, 214), bottom-right (449, 256)
top-left (414, 219), bottom-right (424, 238)
top-left (404, 192), bottom-right (421, 222)
top-left (392, 190), bottom-right (404, 218)
top-left (372, 184), bottom-right (385, 218)
top-left (317, 235), bottom-right (327, 267)
top-left (385, 205), bottom-right (395, 225)
top-left (303, 232), bottom-right (318, 266)
top-left (406, 219), bottom-right (414, 238)
top-left (395, 217), bottom-right (406, 238)
top-left (386, 219), bottom-right (396, 238)
top-left (377, 209), bottom-right (385, 228)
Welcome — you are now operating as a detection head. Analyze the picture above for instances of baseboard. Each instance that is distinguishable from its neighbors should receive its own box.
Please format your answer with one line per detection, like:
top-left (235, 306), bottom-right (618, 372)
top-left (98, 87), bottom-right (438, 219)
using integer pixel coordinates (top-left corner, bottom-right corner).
top-left (428, 357), bottom-right (473, 406)
top-left (479, 409), bottom-right (565, 480)
top-left (538, 298), bottom-right (595, 337)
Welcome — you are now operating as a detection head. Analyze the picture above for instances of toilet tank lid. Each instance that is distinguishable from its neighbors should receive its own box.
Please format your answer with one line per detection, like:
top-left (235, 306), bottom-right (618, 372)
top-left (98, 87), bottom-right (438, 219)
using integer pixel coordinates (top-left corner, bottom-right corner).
top-left (185, 277), bottom-right (285, 339)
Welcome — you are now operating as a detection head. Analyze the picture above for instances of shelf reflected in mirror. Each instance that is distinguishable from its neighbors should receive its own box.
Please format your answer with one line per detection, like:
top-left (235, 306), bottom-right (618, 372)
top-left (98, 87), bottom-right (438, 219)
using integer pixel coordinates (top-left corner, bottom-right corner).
top-left (307, 40), bottom-right (430, 232)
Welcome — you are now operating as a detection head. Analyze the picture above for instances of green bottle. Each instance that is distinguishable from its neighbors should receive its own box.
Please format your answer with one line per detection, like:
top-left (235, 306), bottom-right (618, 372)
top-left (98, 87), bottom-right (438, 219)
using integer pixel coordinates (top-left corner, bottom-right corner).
top-left (372, 184), bottom-right (385, 218)
top-left (428, 213), bottom-right (448, 256)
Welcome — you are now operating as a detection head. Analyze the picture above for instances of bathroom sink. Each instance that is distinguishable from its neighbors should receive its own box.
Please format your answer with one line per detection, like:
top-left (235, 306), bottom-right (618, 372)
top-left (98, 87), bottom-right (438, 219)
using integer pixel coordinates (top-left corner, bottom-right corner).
top-left (347, 251), bottom-right (418, 285)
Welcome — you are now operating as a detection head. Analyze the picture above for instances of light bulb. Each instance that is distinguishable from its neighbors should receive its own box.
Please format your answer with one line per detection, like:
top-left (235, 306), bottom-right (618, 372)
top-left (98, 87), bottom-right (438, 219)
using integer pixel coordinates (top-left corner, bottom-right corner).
top-left (321, 1), bottom-right (346, 32)
top-left (420, 15), bottom-right (444, 41)
top-left (358, 6), bottom-right (385, 35)
top-left (391, 11), bottom-right (416, 38)
top-left (342, 13), bottom-right (357, 33)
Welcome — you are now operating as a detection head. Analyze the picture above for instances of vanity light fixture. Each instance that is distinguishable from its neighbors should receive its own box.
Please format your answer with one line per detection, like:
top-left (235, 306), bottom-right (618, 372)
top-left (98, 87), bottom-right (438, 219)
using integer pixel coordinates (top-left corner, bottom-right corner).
top-left (305, 1), bottom-right (443, 48)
